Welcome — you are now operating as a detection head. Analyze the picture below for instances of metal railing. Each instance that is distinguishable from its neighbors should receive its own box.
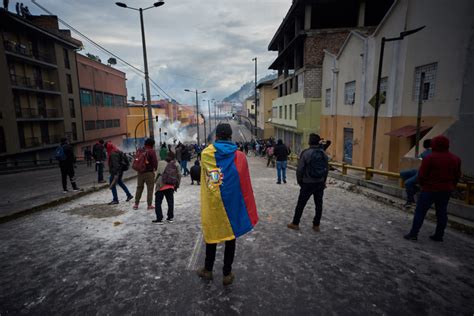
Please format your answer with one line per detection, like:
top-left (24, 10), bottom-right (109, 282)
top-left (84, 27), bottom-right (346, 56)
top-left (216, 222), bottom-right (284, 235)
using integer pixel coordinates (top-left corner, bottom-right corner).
top-left (329, 161), bottom-right (474, 205)
top-left (3, 40), bottom-right (55, 64)
top-left (16, 108), bottom-right (60, 119)
top-left (10, 74), bottom-right (57, 91)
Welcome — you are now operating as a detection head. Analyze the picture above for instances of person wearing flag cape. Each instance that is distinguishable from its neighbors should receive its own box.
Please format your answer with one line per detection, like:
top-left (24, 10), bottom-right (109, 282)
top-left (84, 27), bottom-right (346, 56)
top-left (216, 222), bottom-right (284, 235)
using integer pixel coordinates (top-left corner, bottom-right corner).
top-left (198, 123), bottom-right (258, 286)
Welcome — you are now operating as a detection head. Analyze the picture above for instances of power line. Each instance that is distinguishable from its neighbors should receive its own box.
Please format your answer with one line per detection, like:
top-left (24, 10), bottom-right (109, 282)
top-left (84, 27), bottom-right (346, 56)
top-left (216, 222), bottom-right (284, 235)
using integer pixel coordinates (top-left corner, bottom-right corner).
top-left (30, 0), bottom-right (180, 103)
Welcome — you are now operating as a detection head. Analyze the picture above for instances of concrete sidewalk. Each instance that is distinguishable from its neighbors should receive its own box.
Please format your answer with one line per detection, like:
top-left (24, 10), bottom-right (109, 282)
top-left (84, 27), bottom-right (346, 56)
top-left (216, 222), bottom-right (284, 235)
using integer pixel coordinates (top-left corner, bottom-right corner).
top-left (0, 163), bottom-right (136, 223)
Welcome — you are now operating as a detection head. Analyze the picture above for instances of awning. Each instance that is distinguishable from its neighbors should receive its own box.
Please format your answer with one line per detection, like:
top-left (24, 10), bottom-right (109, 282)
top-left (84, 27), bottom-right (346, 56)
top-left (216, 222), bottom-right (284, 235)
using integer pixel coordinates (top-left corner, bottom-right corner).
top-left (385, 125), bottom-right (431, 137)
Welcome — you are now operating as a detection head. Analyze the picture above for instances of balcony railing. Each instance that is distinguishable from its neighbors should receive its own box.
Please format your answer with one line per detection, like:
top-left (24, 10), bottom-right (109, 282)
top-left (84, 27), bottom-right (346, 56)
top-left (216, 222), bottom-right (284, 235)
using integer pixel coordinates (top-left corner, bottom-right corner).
top-left (21, 135), bottom-right (62, 149)
top-left (10, 74), bottom-right (57, 92)
top-left (3, 40), bottom-right (55, 64)
top-left (16, 108), bottom-right (61, 119)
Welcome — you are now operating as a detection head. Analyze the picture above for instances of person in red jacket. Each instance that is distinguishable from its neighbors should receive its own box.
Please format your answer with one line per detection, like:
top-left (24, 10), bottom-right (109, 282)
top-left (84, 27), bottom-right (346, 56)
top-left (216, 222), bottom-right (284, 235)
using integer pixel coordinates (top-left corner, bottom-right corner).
top-left (404, 135), bottom-right (461, 241)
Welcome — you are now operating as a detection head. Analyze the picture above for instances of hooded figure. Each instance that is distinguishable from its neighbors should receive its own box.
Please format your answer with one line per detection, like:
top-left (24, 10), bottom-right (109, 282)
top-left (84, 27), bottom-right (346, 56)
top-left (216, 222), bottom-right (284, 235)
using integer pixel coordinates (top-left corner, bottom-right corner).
top-left (198, 123), bottom-right (258, 285)
top-left (190, 159), bottom-right (201, 185)
top-left (404, 135), bottom-right (461, 242)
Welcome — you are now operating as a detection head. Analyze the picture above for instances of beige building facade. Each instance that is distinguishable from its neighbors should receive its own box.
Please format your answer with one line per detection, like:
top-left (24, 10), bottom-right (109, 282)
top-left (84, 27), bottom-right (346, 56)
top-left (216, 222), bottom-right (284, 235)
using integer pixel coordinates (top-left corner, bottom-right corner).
top-left (257, 79), bottom-right (277, 139)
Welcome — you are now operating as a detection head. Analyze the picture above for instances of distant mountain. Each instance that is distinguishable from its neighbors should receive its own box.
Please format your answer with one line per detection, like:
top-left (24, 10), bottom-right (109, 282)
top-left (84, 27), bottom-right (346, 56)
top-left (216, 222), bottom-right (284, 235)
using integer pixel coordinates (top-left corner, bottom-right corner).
top-left (223, 73), bottom-right (277, 103)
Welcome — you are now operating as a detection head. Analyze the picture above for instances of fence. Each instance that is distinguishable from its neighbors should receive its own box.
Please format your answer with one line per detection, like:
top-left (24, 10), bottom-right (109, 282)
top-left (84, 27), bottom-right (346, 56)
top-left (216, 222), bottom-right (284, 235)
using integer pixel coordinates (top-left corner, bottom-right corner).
top-left (329, 161), bottom-right (474, 205)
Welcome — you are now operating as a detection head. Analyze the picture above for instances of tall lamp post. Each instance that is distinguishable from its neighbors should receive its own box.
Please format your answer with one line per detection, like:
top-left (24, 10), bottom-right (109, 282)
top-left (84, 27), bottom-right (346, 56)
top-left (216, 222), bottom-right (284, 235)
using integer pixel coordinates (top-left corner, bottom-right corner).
top-left (116, 1), bottom-right (165, 140)
top-left (252, 57), bottom-right (258, 138)
top-left (185, 89), bottom-right (206, 145)
top-left (370, 26), bottom-right (425, 168)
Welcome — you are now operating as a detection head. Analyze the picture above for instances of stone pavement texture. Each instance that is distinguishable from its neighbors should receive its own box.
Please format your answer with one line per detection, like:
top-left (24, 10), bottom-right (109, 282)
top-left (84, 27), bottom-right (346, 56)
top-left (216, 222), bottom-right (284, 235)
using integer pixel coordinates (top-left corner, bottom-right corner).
top-left (0, 156), bottom-right (473, 315)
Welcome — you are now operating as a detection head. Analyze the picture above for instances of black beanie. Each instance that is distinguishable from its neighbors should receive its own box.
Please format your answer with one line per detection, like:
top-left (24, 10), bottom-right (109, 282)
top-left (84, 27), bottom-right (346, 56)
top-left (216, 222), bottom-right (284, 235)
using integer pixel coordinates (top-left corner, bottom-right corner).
top-left (309, 133), bottom-right (321, 145)
top-left (216, 123), bottom-right (232, 140)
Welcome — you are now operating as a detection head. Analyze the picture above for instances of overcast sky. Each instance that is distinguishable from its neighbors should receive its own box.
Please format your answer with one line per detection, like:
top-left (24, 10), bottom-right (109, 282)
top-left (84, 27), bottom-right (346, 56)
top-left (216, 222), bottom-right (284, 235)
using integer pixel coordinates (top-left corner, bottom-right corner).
top-left (27, 0), bottom-right (290, 104)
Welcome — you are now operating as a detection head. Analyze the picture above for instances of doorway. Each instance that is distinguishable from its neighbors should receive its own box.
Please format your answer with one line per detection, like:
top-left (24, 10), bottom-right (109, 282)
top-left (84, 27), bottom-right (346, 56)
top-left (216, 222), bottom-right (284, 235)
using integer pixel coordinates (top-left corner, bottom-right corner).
top-left (343, 128), bottom-right (353, 164)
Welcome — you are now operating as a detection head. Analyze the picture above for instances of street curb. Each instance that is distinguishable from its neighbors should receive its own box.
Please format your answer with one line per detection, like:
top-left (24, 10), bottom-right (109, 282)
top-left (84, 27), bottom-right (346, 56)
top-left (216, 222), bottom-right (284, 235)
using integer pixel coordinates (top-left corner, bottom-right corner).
top-left (0, 174), bottom-right (138, 225)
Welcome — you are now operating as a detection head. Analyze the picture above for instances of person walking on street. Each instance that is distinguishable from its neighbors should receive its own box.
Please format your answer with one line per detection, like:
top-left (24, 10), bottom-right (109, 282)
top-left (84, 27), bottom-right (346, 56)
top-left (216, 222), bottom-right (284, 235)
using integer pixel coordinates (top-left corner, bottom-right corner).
top-left (404, 135), bottom-right (461, 242)
top-left (55, 137), bottom-right (80, 193)
top-left (198, 123), bottom-right (258, 286)
top-left (153, 151), bottom-right (181, 224)
top-left (159, 143), bottom-right (168, 161)
top-left (92, 139), bottom-right (107, 183)
top-left (266, 144), bottom-right (275, 167)
top-left (288, 134), bottom-right (328, 232)
top-left (400, 139), bottom-right (432, 207)
top-left (106, 142), bottom-right (133, 205)
top-left (133, 138), bottom-right (158, 210)
top-left (84, 147), bottom-right (93, 167)
top-left (175, 143), bottom-right (182, 166)
top-left (181, 145), bottom-right (191, 176)
top-left (273, 139), bottom-right (290, 184)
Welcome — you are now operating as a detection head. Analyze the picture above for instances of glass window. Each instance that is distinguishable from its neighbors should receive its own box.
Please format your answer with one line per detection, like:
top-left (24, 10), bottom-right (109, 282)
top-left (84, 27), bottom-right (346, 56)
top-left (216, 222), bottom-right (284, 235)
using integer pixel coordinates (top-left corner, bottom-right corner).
top-left (113, 119), bottom-right (120, 127)
top-left (80, 89), bottom-right (92, 106)
top-left (96, 120), bottom-right (105, 129)
top-left (63, 48), bottom-right (70, 69)
top-left (69, 99), bottom-right (75, 118)
top-left (325, 89), bottom-right (331, 108)
top-left (344, 81), bottom-right (356, 105)
top-left (413, 63), bottom-right (437, 101)
top-left (279, 106), bottom-right (282, 119)
top-left (71, 122), bottom-right (77, 141)
top-left (66, 74), bottom-right (73, 94)
top-left (104, 94), bottom-right (113, 107)
top-left (95, 91), bottom-right (103, 106)
top-left (106, 120), bottom-right (114, 128)
top-left (289, 104), bottom-right (293, 120)
top-left (85, 120), bottom-right (95, 130)
top-left (284, 105), bottom-right (287, 119)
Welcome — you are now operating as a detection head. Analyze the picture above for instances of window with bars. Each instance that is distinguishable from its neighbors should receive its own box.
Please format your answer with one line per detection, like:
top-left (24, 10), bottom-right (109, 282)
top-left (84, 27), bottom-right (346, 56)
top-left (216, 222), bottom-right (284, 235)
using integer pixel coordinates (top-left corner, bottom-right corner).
top-left (413, 63), bottom-right (437, 101)
top-left (106, 120), bottom-right (114, 128)
top-left (95, 91), bottom-right (103, 106)
top-left (325, 89), bottom-right (331, 108)
top-left (69, 99), bottom-right (75, 118)
top-left (96, 120), bottom-right (105, 129)
top-left (344, 81), bottom-right (356, 105)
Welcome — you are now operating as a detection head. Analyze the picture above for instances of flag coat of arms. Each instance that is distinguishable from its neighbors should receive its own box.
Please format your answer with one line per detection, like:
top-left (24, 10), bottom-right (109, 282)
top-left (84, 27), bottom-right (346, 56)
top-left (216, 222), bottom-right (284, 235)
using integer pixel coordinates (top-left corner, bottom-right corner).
top-left (200, 141), bottom-right (258, 244)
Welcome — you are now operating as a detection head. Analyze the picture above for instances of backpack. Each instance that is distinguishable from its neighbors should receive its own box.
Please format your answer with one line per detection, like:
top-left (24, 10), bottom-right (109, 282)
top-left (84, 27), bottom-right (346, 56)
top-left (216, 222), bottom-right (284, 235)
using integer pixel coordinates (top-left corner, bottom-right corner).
top-left (307, 148), bottom-right (328, 181)
top-left (162, 161), bottom-right (179, 187)
top-left (119, 151), bottom-right (130, 172)
top-left (55, 145), bottom-right (66, 161)
top-left (132, 148), bottom-right (148, 173)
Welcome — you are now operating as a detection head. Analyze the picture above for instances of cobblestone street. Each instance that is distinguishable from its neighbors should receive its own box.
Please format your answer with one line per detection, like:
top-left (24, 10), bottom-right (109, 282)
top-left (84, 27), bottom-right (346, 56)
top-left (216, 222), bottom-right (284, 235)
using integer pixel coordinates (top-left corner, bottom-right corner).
top-left (0, 156), bottom-right (473, 315)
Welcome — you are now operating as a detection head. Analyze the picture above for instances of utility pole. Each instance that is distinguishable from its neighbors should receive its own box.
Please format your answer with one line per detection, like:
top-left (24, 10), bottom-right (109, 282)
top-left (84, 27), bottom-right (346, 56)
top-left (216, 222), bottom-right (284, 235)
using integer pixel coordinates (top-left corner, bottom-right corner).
top-left (141, 83), bottom-right (147, 137)
top-left (139, 7), bottom-right (154, 139)
top-left (415, 72), bottom-right (425, 157)
top-left (252, 57), bottom-right (258, 139)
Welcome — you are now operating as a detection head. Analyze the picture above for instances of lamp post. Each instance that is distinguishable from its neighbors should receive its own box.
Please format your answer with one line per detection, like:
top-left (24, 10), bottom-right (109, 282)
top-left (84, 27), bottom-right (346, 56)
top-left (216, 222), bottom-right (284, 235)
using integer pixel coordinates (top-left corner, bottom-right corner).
top-left (252, 57), bottom-right (258, 138)
top-left (200, 113), bottom-right (207, 144)
top-left (116, 1), bottom-right (165, 140)
top-left (370, 26), bottom-right (425, 168)
top-left (185, 89), bottom-right (206, 145)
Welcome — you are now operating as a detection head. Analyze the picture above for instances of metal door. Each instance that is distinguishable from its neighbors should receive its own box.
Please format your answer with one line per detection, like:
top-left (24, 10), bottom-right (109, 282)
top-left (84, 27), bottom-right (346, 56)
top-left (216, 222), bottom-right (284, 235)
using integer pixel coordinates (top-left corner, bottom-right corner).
top-left (343, 128), bottom-right (353, 164)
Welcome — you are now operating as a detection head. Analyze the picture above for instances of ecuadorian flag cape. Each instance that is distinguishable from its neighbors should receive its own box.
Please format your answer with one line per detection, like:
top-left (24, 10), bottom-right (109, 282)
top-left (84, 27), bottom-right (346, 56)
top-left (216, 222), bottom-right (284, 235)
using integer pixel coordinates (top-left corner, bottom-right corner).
top-left (200, 141), bottom-right (258, 244)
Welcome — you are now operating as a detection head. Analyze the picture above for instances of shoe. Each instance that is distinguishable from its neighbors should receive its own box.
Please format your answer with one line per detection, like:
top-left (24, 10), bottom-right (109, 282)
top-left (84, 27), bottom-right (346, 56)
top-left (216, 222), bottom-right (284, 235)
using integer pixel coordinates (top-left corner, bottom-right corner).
top-left (63, 190), bottom-right (69, 194)
top-left (126, 195), bottom-right (134, 202)
top-left (152, 220), bottom-right (164, 225)
top-left (73, 188), bottom-right (82, 192)
top-left (197, 267), bottom-right (213, 280)
top-left (133, 204), bottom-right (139, 210)
top-left (313, 225), bottom-right (320, 232)
top-left (403, 233), bottom-right (417, 241)
top-left (147, 205), bottom-right (155, 210)
top-left (429, 235), bottom-right (443, 242)
top-left (287, 223), bottom-right (300, 230)
top-left (190, 182), bottom-right (194, 185)
top-left (276, 181), bottom-right (281, 185)
top-left (108, 200), bottom-right (119, 205)
top-left (223, 273), bottom-right (235, 286)
top-left (404, 201), bottom-right (414, 208)
top-left (166, 218), bottom-right (174, 223)
top-left (283, 180), bottom-right (287, 184)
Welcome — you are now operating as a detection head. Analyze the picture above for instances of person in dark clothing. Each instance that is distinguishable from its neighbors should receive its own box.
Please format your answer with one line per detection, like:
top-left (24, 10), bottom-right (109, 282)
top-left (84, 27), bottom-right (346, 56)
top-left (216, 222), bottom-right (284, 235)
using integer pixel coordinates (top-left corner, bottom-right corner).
top-left (273, 139), bottom-right (290, 184)
top-left (3, 0), bottom-right (9, 11)
top-left (133, 138), bottom-right (158, 210)
top-left (404, 135), bottom-right (461, 242)
top-left (106, 142), bottom-right (133, 205)
top-left (288, 134), bottom-right (328, 232)
top-left (181, 145), bottom-right (191, 176)
top-left (84, 148), bottom-right (93, 167)
top-left (92, 139), bottom-right (107, 183)
top-left (400, 139), bottom-right (432, 207)
top-left (190, 160), bottom-right (201, 185)
top-left (57, 138), bottom-right (80, 193)
top-left (15, 2), bottom-right (19, 14)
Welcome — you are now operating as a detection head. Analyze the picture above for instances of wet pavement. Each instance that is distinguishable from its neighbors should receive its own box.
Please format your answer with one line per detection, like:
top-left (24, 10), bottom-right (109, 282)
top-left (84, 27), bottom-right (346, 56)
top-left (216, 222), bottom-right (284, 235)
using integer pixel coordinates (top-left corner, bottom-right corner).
top-left (0, 155), bottom-right (473, 315)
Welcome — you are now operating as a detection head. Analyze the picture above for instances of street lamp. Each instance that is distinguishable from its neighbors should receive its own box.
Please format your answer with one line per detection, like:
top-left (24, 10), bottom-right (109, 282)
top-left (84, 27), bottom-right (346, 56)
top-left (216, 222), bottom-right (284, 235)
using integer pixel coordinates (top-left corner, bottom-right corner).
top-left (252, 57), bottom-right (258, 138)
top-left (370, 26), bottom-right (425, 168)
top-left (184, 89), bottom-right (206, 145)
top-left (115, 1), bottom-right (165, 140)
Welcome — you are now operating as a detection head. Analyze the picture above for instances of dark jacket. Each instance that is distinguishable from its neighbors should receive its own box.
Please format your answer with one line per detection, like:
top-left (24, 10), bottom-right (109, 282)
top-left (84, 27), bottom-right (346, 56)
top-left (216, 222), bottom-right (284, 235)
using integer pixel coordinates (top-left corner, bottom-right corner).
top-left (108, 151), bottom-right (122, 177)
top-left (92, 143), bottom-right (106, 162)
top-left (182, 147), bottom-right (191, 161)
top-left (417, 136), bottom-right (461, 192)
top-left (273, 143), bottom-right (290, 161)
top-left (59, 143), bottom-right (75, 167)
top-left (144, 145), bottom-right (158, 172)
top-left (190, 161), bottom-right (201, 181)
top-left (296, 145), bottom-right (328, 185)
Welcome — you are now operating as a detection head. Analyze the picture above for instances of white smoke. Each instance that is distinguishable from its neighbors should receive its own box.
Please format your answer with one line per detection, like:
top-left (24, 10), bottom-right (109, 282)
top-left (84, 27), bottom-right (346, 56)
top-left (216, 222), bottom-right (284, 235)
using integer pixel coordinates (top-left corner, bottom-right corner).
top-left (154, 118), bottom-right (197, 144)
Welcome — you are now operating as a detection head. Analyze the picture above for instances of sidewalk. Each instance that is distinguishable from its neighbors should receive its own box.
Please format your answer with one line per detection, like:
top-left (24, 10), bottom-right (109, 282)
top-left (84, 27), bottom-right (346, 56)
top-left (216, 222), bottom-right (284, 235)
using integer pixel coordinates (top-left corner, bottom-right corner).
top-left (0, 163), bottom-right (136, 223)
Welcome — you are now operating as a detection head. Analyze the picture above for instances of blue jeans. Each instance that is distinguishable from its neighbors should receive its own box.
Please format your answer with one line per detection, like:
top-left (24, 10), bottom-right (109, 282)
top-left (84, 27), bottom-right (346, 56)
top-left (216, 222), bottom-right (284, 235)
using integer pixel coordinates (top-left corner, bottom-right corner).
top-left (409, 191), bottom-right (451, 238)
top-left (109, 174), bottom-right (132, 202)
top-left (400, 169), bottom-right (418, 202)
top-left (181, 160), bottom-right (189, 176)
top-left (276, 160), bottom-right (287, 182)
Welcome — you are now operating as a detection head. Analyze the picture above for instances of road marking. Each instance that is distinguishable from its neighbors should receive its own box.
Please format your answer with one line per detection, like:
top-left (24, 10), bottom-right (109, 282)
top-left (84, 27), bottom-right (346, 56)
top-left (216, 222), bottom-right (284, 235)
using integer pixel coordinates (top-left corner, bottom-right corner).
top-left (187, 231), bottom-right (203, 271)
